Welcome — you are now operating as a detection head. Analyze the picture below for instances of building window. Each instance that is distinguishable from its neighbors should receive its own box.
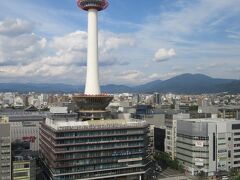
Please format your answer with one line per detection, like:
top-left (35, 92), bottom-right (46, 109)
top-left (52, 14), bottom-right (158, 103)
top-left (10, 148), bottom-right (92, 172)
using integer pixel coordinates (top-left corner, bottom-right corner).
top-left (232, 124), bottom-right (240, 130)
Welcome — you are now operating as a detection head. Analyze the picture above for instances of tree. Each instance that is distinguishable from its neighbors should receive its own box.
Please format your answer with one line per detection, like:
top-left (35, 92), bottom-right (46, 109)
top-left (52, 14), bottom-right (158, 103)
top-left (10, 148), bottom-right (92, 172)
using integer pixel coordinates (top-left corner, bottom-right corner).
top-left (153, 152), bottom-right (183, 171)
top-left (197, 171), bottom-right (205, 180)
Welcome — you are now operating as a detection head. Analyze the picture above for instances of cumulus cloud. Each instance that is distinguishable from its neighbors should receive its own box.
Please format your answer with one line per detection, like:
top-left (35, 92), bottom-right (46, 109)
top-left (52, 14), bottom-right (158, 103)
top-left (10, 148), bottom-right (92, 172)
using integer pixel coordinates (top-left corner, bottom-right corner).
top-left (0, 18), bottom-right (33, 37)
top-left (99, 33), bottom-right (135, 54)
top-left (0, 18), bottom-right (136, 84)
top-left (45, 30), bottom-right (134, 67)
top-left (153, 48), bottom-right (176, 62)
top-left (0, 19), bottom-right (47, 66)
top-left (118, 70), bottom-right (143, 82)
top-left (45, 31), bottom-right (87, 66)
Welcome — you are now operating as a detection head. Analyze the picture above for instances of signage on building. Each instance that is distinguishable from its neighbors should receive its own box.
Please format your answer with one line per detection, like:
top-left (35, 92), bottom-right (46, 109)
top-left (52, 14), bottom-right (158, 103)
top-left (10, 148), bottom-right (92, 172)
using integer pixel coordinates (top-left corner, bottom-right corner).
top-left (22, 136), bottom-right (36, 143)
top-left (118, 157), bottom-right (142, 163)
top-left (195, 141), bottom-right (204, 147)
top-left (195, 158), bottom-right (204, 166)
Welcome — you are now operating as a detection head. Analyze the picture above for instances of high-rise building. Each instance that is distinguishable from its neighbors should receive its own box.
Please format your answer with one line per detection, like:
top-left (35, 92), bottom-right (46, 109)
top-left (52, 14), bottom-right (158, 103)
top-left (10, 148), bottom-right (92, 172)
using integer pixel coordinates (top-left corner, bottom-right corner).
top-left (0, 116), bottom-right (11, 180)
top-left (153, 93), bottom-right (161, 105)
top-left (39, 1), bottom-right (151, 179)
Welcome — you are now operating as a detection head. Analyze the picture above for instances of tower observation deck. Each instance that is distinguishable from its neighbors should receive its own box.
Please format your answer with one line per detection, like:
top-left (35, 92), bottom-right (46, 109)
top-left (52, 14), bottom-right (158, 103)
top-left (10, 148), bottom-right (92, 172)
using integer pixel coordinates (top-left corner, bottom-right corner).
top-left (73, 0), bottom-right (113, 119)
top-left (77, 0), bottom-right (108, 11)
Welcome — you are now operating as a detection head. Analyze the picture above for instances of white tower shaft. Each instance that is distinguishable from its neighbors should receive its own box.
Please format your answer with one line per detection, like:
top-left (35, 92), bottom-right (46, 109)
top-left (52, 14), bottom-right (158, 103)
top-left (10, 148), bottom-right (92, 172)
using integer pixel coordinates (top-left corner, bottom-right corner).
top-left (85, 9), bottom-right (101, 95)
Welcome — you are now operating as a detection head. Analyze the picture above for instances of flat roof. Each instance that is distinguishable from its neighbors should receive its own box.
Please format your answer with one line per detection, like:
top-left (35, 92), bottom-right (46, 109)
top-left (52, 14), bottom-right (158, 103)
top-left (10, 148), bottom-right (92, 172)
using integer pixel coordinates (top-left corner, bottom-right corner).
top-left (178, 118), bottom-right (236, 123)
top-left (45, 118), bottom-right (147, 130)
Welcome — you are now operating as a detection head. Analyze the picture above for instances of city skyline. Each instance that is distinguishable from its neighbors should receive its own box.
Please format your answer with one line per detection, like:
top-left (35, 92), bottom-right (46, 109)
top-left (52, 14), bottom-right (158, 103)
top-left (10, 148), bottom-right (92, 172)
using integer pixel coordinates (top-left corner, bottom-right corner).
top-left (0, 0), bottom-right (240, 85)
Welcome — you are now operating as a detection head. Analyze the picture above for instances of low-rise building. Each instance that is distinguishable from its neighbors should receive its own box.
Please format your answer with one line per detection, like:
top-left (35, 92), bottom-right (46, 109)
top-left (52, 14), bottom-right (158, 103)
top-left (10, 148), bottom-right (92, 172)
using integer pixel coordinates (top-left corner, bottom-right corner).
top-left (12, 140), bottom-right (37, 180)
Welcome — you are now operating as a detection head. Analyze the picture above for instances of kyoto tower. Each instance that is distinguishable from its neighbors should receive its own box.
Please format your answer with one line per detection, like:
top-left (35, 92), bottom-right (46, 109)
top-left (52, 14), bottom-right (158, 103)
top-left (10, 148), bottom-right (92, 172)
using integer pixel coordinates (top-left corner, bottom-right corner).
top-left (73, 0), bottom-right (113, 120)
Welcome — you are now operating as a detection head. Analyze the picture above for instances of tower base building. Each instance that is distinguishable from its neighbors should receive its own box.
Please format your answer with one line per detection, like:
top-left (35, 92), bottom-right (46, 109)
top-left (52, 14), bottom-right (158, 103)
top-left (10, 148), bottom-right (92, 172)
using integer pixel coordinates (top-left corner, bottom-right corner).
top-left (40, 108), bottom-right (151, 180)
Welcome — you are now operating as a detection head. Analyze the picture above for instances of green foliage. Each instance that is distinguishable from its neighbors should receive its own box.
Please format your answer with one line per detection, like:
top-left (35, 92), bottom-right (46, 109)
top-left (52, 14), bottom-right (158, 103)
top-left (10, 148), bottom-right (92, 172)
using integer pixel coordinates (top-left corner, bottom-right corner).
top-left (189, 105), bottom-right (198, 112)
top-left (153, 152), bottom-right (183, 172)
top-left (230, 168), bottom-right (238, 177)
top-left (40, 107), bottom-right (50, 111)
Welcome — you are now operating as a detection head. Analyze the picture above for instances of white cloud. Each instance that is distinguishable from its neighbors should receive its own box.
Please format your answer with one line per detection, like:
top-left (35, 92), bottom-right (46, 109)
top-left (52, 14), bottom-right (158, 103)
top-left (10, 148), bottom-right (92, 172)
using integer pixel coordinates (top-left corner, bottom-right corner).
top-left (149, 73), bottom-right (159, 79)
top-left (0, 18), bottom-right (136, 84)
top-left (0, 19), bottom-right (47, 66)
top-left (153, 48), bottom-right (176, 62)
top-left (100, 33), bottom-right (135, 53)
top-left (171, 66), bottom-right (183, 71)
top-left (148, 72), bottom-right (178, 81)
top-left (119, 70), bottom-right (142, 81)
top-left (0, 18), bottom-right (33, 37)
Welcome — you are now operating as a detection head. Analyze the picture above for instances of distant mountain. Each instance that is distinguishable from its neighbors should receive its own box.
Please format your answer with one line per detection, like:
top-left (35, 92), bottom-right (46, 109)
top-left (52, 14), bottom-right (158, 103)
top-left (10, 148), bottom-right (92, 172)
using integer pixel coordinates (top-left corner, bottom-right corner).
top-left (141, 73), bottom-right (235, 93)
top-left (101, 84), bottom-right (133, 93)
top-left (134, 80), bottom-right (163, 92)
top-left (0, 74), bottom-right (239, 93)
top-left (217, 80), bottom-right (240, 93)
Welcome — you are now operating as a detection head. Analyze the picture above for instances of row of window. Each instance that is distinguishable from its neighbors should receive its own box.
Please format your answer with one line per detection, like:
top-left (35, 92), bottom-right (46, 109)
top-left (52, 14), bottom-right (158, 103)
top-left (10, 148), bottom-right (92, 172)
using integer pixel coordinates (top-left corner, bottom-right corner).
top-left (54, 167), bottom-right (143, 180)
top-left (56, 149), bottom-right (144, 160)
top-left (53, 162), bottom-right (142, 174)
top-left (177, 134), bottom-right (209, 140)
top-left (55, 136), bottom-right (144, 145)
top-left (56, 142), bottom-right (144, 152)
top-left (56, 129), bottom-right (145, 138)
top-left (56, 155), bottom-right (143, 167)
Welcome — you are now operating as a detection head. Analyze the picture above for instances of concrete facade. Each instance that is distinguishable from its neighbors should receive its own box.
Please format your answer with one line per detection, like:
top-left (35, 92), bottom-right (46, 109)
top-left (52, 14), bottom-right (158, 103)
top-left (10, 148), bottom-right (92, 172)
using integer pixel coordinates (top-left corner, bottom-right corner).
top-left (0, 116), bottom-right (11, 180)
top-left (176, 118), bottom-right (240, 177)
top-left (9, 115), bottom-right (44, 152)
top-left (40, 111), bottom-right (151, 180)
top-left (165, 113), bottom-right (190, 159)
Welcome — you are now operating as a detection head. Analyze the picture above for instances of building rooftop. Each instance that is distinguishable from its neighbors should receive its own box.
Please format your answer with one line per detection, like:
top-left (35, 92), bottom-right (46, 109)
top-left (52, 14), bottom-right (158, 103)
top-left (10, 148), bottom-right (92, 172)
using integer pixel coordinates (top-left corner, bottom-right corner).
top-left (45, 117), bottom-right (147, 131)
top-left (179, 118), bottom-right (236, 123)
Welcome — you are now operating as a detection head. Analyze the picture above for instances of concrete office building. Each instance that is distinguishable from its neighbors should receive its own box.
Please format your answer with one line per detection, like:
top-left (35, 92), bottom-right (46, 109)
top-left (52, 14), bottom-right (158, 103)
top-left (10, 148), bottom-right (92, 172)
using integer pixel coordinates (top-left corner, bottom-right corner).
top-left (9, 114), bottom-right (45, 152)
top-left (0, 116), bottom-right (11, 180)
top-left (40, 108), bottom-right (151, 180)
top-left (218, 106), bottom-right (240, 119)
top-left (176, 118), bottom-right (240, 177)
top-left (12, 140), bottom-right (37, 180)
top-left (165, 113), bottom-right (190, 160)
top-left (153, 93), bottom-right (161, 105)
top-left (0, 111), bottom-right (45, 152)
top-left (12, 160), bottom-right (34, 180)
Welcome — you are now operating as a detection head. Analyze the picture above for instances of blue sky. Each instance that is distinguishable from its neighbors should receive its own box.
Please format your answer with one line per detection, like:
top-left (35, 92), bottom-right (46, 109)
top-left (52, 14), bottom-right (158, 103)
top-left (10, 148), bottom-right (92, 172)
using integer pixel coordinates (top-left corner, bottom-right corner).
top-left (0, 0), bottom-right (240, 85)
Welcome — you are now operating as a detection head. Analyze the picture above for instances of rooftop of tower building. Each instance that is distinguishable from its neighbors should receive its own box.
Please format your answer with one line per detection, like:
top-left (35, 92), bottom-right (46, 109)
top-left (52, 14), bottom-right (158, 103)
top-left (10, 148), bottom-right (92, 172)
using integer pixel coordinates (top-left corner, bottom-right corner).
top-left (44, 116), bottom-right (148, 131)
top-left (77, 0), bottom-right (108, 11)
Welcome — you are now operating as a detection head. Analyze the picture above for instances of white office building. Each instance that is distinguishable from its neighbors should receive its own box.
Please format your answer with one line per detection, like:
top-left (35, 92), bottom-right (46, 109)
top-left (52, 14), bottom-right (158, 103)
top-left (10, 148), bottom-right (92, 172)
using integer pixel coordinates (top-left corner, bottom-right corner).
top-left (165, 113), bottom-right (190, 160)
top-left (176, 118), bottom-right (240, 177)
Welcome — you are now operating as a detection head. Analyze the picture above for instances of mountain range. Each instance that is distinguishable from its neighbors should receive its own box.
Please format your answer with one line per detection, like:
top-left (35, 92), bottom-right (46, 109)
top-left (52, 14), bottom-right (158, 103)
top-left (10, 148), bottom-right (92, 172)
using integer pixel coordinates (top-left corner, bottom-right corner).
top-left (0, 73), bottom-right (239, 94)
